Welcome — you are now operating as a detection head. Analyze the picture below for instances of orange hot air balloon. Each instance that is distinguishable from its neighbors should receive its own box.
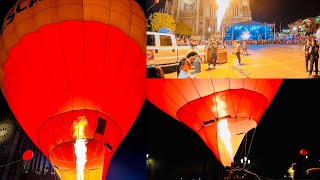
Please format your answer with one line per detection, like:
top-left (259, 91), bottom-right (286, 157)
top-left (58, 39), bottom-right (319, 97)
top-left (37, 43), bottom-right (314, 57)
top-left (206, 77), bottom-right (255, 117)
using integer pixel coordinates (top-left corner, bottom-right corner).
top-left (147, 79), bottom-right (282, 167)
top-left (0, 0), bottom-right (146, 179)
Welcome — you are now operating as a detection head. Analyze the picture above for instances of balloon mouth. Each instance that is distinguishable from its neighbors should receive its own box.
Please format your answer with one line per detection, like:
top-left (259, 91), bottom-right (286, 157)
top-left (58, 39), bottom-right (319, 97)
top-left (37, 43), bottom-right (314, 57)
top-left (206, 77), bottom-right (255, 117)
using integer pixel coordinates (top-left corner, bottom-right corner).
top-left (176, 89), bottom-right (268, 131)
top-left (48, 139), bottom-right (107, 171)
top-left (48, 139), bottom-right (108, 179)
top-left (203, 116), bottom-right (257, 128)
top-left (203, 115), bottom-right (232, 126)
top-left (217, 118), bottom-right (256, 167)
top-left (34, 109), bottom-right (122, 179)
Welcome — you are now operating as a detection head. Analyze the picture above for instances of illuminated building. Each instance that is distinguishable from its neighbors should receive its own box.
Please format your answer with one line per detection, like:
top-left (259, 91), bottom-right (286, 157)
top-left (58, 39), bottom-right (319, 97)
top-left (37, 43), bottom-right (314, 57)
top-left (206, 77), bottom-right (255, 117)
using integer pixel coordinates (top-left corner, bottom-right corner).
top-left (164, 0), bottom-right (252, 37)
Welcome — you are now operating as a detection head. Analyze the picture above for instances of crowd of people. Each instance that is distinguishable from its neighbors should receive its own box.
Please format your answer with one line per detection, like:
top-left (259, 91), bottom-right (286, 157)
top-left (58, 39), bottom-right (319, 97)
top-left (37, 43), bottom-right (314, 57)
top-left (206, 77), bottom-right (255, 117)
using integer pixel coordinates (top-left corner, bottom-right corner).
top-left (175, 35), bottom-right (241, 78)
top-left (225, 36), bottom-right (310, 46)
top-left (176, 36), bottom-right (312, 47)
top-left (176, 36), bottom-right (207, 46)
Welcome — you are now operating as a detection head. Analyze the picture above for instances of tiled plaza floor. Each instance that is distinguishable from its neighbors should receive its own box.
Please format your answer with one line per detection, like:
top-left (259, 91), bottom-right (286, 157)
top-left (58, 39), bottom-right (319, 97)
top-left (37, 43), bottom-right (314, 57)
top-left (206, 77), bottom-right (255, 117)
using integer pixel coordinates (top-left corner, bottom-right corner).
top-left (164, 44), bottom-right (319, 79)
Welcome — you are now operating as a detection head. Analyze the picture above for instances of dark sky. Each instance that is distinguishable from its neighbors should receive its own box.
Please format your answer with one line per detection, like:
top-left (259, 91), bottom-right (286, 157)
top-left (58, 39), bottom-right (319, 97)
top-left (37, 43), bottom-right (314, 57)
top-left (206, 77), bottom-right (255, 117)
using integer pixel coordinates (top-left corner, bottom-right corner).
top-left (146, 79), bottom-right (320, 179)
top-left (107, 100), bottom-right (147, 180)
top-left (146, 0), bottom-right (320, 30)
top-left (250, 0), bottom-right (320, 30)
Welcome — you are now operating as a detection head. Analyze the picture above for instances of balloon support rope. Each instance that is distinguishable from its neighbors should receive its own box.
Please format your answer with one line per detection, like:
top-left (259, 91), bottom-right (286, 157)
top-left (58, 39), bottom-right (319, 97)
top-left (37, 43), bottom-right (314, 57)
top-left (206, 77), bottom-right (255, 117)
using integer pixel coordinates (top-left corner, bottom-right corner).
top-left (243, 127), bottom-right (257, 169)
top-left (0, 159), bottom-right (22, 168)
top-left (147, 3), bottom-right (157, 11)
top-left (231, 167), bottom-right (273, 180)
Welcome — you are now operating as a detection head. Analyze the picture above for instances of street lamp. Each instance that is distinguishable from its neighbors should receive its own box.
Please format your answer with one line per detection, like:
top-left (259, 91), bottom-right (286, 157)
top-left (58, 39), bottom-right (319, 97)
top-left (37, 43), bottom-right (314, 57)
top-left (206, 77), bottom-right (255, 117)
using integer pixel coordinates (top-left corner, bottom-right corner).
top-left (273, 22), bottom-right (276, 40)
top-left (240, 156), bottom-right (251, 167)
top-left (146, 154), bottom-right (151, 180)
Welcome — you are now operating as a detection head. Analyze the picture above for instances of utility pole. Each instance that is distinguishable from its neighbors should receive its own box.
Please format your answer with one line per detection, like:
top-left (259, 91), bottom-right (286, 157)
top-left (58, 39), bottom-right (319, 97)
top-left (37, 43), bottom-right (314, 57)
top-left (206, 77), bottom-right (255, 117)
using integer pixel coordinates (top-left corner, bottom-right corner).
top-left (280, 22), bottom-right (282, 33)
top-left (273, 22), bottom-right (276, 40)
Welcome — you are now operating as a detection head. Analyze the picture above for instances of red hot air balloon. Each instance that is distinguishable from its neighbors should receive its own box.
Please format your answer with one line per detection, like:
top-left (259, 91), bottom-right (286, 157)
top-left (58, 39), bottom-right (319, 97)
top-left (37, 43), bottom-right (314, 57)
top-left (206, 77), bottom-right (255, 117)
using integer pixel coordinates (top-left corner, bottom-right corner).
top-left (0, 0), bottom-right (146, 179)
top-left (147, 79), bottom-right (282, 167)
top-left (300, 149), bottom-right (308, 156)
top-left (22, 150), bottom-right (34, 161)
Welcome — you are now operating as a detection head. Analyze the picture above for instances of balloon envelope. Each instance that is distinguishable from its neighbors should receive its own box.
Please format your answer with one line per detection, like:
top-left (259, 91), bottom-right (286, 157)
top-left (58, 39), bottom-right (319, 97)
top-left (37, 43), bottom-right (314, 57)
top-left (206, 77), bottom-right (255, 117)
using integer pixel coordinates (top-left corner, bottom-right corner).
top-left (147, 79), bottom-right (282, 167)
top-left (22, 150), bottom-right (34, 161)
top-left (0, 0), bottom-right (146, 179)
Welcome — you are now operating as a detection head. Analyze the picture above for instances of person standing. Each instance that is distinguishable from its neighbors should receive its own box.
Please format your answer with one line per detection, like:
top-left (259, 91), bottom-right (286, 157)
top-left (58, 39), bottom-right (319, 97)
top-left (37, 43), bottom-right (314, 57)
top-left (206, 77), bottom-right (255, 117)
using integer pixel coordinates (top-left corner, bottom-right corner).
top-left (176, 58), bottom-right (196, 78)
top-left (308, 39), bottom-right (319, 77)
top-left (302, 39), bottom-right (311, 72)
top-left (206, 39), bottom-right (218, 70)
top-left (242, 41), bottom-right (248, 56)
top-left (236, 40), bottom-right (241, 64)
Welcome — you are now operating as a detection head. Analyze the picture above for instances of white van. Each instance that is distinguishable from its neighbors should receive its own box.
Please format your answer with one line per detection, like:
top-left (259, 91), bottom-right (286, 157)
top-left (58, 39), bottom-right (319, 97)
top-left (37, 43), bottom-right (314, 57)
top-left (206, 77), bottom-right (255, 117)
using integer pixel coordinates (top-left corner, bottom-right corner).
top-left (146, 32), bottom-right (206, 68)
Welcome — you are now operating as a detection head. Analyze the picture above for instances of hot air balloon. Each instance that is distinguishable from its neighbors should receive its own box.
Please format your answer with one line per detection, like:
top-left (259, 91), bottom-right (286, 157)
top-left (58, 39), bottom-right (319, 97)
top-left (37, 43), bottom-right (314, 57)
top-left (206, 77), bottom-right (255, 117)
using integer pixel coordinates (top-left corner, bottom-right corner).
top-left (300, 149), bottom-right (308, 156)
top-left (147, 79), bottom-right (282, 167)
top-left (0, 0), bottom-right (146, 179)
top-left (22, 150), bottom-right (34, 161)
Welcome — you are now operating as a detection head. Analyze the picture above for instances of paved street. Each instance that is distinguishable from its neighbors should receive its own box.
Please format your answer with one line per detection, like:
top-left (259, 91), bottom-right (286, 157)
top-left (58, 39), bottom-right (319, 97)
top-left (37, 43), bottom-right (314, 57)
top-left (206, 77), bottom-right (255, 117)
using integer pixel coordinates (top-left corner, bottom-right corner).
top-left (164, 44), bottom-right (319, 79)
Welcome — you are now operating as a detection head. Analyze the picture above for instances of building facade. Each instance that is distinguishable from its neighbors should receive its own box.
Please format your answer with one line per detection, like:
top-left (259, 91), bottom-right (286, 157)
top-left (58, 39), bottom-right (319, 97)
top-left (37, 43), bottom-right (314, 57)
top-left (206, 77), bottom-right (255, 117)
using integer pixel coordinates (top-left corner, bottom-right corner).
top-left (164, 0), bottom-right (252, 38)
top-left (0, 115), bottom-right (58, 180)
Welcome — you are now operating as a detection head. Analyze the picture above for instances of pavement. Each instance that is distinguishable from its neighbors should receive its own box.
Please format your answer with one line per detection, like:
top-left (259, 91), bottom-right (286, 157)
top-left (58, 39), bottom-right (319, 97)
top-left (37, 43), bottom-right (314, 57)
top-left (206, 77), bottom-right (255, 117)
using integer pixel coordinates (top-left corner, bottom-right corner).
top-left (164, 44), bottom-right (320, 79)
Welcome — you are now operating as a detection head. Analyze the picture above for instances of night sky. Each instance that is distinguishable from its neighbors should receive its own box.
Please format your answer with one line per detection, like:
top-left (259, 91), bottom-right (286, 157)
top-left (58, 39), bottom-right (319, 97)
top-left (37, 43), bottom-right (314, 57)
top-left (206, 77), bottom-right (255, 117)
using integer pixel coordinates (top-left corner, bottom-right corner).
top-left (146, 79), bottom-right (320, 179)
top-left (146, 0), bottom-right (320, 30)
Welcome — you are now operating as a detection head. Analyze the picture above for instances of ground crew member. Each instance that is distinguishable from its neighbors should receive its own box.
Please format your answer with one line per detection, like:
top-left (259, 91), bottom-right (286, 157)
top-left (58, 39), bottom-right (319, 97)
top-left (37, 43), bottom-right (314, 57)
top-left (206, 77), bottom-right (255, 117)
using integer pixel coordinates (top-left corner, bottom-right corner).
top-left (207, 39), bottom-right (218, 70)
top-left (308, 39), bottom-right (319, 77)
top-left (302, 39), bottom-right (311, 72)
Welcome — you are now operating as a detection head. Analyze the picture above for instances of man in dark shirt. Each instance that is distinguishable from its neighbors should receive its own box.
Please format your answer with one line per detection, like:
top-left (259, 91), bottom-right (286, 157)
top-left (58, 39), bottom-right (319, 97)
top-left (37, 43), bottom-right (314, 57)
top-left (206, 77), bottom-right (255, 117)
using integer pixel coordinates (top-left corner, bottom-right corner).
top-left (303, 39), bottom-right (311, 72)
top-left (308, 39), bottom-right (319, 78)
top-left (206, 39), bottom-right (218, 70)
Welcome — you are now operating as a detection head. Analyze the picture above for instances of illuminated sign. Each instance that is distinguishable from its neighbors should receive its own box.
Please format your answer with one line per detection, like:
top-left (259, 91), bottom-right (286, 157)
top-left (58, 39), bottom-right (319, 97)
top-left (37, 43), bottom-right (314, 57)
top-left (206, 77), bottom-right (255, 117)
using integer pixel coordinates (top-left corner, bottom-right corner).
top-left (241, 31), bottom-right (251, 40)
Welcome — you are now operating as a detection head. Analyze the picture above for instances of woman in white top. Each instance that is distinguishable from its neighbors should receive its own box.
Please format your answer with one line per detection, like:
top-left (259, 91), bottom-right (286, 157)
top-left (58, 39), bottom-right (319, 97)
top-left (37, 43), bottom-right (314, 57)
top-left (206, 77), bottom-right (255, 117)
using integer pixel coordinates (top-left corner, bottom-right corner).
top-left (176, 58), bottom-right (196, 78)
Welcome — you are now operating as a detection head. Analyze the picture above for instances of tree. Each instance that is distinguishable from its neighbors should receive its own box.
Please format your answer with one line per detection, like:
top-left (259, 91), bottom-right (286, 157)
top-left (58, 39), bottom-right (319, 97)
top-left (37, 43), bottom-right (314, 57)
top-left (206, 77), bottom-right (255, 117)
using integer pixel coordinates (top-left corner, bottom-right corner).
top-left (303, 18), bottom-right (320, 35)
top-left (147, 12), bottom-right (176, 32)
top-left (176, 22), bottom-right (193, 36)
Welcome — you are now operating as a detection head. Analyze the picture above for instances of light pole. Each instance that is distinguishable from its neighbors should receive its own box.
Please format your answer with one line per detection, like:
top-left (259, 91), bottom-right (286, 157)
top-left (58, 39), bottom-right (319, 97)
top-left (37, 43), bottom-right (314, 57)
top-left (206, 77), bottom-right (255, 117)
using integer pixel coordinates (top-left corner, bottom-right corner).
top-left (146, 154), bottom-right (151, 180)
top-left (273, 22), bottom-right (276, 40)
top-left (240, 156), bottom-right (251, 167)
